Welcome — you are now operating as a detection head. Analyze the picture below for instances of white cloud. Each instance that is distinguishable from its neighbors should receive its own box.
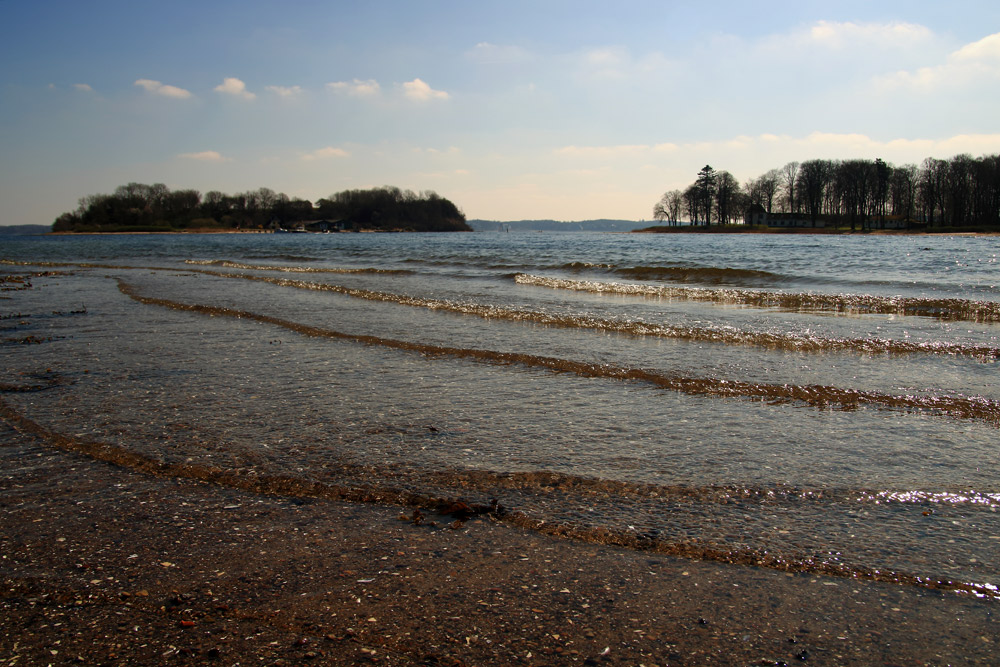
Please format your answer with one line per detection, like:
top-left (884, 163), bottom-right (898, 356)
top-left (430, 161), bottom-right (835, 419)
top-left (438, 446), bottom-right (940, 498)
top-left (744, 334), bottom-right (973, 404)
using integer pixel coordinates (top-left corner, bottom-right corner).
top-left (73, 83), bottom-right (93, 92)
top-left (879, 31), bottom-right (1000, 92)
top-left (327, 79), bottom-right (380, 97)
top-left (134, 78), bottom-right (192, 99)
top-left (302, 146), bottom-right (351, 161)
top-left (952, 32), bottom-right (1000, 63)
top-left (266, 85), bottom-right (303, 98)
top-left (402, 78), bottom-right (449, 101)
top-left (178, 150), bottom-right (228, 162)
top-left (214, 77), bottom-right (256, 100)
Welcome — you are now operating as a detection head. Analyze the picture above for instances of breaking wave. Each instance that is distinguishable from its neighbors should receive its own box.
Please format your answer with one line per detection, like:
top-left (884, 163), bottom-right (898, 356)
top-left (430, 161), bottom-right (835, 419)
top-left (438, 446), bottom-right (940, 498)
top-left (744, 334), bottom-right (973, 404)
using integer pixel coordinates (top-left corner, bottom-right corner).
top-left (515, 273), bottom-right (1000, 323)
top-left (184, 259), bottom-right (412, 274)
top-left (615, 265), bottom-right (782, 284)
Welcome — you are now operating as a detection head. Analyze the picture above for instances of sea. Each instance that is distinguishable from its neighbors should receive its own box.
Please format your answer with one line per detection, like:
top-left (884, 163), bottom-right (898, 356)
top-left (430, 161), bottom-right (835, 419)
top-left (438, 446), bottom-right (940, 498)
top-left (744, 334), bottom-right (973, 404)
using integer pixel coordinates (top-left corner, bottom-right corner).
top-left (2, 230), bottom-right (999, 599)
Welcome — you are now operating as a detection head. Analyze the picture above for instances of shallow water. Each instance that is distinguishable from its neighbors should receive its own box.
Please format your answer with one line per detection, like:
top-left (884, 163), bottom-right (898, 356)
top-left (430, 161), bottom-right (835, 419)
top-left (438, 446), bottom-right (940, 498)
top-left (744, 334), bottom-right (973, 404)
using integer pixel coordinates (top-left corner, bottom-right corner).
top-left (2, 231), bottom-right (999, 598)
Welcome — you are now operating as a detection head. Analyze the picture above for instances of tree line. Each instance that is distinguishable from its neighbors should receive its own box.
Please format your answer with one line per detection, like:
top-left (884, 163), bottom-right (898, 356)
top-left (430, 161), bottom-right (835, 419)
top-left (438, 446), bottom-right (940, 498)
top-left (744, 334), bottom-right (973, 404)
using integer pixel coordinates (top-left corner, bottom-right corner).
top-left (653, 153), bottom-right (1000, 230)
top-left (52, 184), bottom-right (470, 232)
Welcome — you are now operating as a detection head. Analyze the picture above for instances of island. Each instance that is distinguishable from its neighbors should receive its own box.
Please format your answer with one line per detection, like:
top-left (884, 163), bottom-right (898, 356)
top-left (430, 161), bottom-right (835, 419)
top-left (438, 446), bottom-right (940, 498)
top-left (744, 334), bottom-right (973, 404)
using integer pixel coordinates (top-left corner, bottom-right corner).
top-left (52, 184), bottom-right (471, 233)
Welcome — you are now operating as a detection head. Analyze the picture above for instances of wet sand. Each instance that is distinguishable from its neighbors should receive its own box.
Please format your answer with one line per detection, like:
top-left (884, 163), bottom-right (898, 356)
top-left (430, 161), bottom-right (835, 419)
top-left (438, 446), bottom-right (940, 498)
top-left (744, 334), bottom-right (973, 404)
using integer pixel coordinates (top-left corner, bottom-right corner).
top-left (2, 421), bottom-right (996, 666)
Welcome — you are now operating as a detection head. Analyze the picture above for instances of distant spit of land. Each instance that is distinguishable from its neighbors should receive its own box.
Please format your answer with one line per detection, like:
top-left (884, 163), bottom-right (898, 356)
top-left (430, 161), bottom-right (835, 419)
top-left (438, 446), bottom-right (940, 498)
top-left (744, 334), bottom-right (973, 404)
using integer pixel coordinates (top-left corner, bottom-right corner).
top-left (0, 225), bottom-right (51, 235)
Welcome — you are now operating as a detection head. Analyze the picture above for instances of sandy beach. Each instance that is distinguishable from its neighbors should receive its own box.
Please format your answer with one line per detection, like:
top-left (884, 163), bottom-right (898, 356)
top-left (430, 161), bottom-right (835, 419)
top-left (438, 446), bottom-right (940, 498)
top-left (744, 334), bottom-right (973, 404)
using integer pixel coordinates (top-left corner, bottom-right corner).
top-left (2, 416), bottom-right (996, 666)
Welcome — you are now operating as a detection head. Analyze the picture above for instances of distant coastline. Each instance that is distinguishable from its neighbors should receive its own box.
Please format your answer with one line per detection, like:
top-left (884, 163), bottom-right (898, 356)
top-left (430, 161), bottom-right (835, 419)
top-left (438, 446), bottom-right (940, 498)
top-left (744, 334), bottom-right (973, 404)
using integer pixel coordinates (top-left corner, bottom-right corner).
top-left (6, 221), bottom-right (998, 236)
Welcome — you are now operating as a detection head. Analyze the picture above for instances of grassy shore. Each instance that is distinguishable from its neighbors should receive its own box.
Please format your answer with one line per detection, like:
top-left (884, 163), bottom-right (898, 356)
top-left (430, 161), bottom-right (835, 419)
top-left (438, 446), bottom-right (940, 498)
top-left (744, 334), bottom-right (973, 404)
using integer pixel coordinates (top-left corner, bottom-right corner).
top-left (2, 415), bottom-right (996, 666)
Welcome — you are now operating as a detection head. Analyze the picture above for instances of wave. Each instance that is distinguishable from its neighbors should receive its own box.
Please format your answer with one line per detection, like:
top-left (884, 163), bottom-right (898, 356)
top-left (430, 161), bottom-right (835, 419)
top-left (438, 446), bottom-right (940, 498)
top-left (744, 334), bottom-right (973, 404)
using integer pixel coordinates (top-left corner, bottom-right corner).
top-left (559, 261), bottom-right (617, 271)
top-left (3, 394), bottom-right (995, 600)
top-left (183, 259), bottom-right (412, 275)
top-left (191, 269), bottom-right (1000, 360)
top-left (515, 274), bottom-right (1000, 323)
top-left (615, 265), bottom-right (782, 284)
top-left (240, 253), bottom-right (320, 262)
top-left (4, 260), bottom-right (997, 359)
top-left (115, 280), bottom-right (1000, 426)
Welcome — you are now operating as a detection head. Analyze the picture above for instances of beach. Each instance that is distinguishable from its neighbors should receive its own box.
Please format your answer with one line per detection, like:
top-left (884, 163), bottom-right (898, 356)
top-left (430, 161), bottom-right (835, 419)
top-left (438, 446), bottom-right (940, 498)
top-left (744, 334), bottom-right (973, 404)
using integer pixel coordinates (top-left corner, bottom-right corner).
top-left (3, 421), bottom-right (997, 666)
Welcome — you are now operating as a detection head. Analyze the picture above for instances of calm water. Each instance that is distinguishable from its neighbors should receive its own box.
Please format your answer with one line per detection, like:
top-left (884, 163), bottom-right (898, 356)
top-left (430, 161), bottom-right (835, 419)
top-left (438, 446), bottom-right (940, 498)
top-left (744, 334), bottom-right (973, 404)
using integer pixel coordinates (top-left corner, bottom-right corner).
top-left (2, 231), bottom-right (999, 598)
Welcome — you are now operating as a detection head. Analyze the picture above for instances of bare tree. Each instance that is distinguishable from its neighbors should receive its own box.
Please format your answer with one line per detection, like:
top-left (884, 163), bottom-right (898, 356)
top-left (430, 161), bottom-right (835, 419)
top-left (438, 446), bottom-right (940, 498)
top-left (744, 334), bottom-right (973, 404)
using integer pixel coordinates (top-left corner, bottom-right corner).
top-left (918, 158), bottom-right (948, 225)
top-left (781, 162), bottom-right (800, 213)
top-left (797, 159), bottom-right (831, 227)
top-left (715, 171), bottom-right (740, 225)
top-left (889, 164), bottom-right (917, 222)
top-left (653, 190), bottom-right (683, 225)
top-left (683, 185), bottom-right (700, 223)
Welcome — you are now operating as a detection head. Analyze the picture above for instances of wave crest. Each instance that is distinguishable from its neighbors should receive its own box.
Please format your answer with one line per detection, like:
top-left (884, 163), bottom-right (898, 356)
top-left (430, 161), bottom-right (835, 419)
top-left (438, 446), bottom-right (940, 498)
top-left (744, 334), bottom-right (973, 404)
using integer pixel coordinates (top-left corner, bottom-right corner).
top-left (515, 274), bottom-right (1000, 323)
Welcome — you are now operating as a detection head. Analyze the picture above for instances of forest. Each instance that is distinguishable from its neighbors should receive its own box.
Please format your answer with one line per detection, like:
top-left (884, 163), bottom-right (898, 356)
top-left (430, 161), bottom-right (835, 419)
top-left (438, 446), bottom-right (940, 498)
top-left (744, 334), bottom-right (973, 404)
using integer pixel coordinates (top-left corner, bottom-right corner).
top-left (52, 184), bottom-right (471, 233)
top-left (653, 153), bottom-right (1000, 231)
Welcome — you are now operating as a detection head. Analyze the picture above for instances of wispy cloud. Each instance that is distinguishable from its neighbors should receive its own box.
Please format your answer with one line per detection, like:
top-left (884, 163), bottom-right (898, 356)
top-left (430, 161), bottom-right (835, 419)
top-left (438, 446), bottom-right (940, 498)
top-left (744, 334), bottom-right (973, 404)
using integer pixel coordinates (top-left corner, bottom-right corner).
top-left (556, 132), bottom-right (1000, 173)
top-left (266, 85), bottom-right (303, 98)
top-left (178, 150), bottom-right (228, 162)
top-left (73, 83), bottom-right (94, 92)
top-left (805, 20), bottom-right (934, 50)
top-left (466, 42), bottom-right (531, 65)
top-left (557, 144), bottom-right (666, 158)
top-left (327, 79), bottom-right (380, 97)
top-left (570, 46), bottom-right (676, 86)
top-left (214, 77), bottom-right (256, 100)
top-left (302, 146), bottom-right (351, 160)
top-left (134, 79), bottom-right (192, 99)
top-left (402, 78), bottom-right (449, 101)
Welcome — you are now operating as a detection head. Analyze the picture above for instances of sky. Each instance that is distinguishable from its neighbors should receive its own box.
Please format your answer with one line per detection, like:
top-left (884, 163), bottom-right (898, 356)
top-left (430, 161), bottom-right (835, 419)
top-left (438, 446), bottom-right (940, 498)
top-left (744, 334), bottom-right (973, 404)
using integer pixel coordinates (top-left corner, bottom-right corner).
top-left (2, 0), bottom-right (999, 226)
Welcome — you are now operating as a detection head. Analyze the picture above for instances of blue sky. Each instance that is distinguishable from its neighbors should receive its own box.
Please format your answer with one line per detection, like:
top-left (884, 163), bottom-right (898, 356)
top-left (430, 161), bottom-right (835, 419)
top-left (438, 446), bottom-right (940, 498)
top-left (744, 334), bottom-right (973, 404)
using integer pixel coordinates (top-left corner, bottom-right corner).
top-left (2, 0), bottom-right (999, 225)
